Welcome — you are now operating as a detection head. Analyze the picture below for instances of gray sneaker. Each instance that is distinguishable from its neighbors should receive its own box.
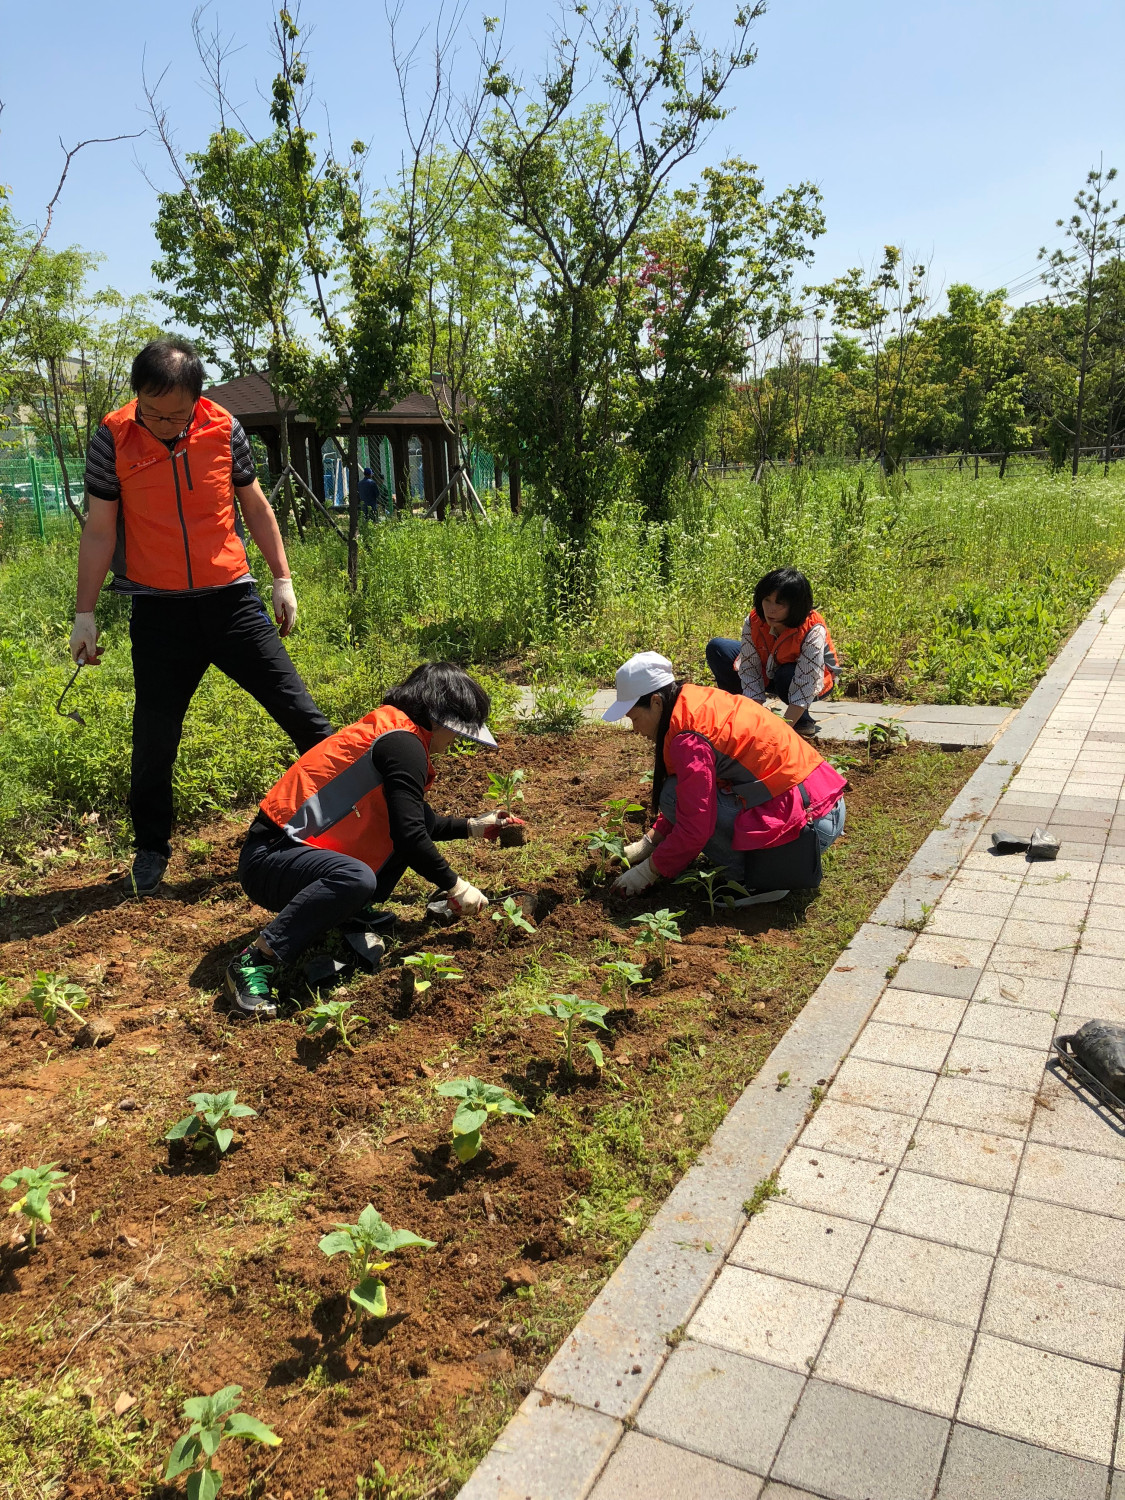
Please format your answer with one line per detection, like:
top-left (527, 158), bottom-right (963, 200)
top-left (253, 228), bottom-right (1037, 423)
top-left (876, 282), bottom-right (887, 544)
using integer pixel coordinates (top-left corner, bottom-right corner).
top-left (129, 850), bottom-right (168, 896)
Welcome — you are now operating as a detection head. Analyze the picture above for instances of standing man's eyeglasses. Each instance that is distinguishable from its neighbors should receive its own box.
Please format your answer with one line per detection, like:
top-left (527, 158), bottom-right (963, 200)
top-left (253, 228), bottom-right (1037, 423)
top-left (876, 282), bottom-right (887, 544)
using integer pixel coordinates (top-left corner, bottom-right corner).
top-left (135, 402), bottom-right (196, 431)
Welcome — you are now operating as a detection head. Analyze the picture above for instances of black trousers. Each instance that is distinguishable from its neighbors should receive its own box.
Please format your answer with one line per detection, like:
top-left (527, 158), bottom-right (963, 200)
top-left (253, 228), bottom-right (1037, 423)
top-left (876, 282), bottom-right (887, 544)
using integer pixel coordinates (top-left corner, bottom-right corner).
top-left (238, 808), bottom-right (444, 962)
top-left (129, 584), bottom-right (332, 855)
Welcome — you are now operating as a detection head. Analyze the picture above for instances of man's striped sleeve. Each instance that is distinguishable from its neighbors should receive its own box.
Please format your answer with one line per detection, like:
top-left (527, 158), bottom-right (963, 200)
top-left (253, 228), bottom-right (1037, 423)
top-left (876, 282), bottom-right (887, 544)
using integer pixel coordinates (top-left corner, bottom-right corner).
top-left (84, 425), bottom-right (120, 502)
top-left (230, 418), bottom-right (258, 487)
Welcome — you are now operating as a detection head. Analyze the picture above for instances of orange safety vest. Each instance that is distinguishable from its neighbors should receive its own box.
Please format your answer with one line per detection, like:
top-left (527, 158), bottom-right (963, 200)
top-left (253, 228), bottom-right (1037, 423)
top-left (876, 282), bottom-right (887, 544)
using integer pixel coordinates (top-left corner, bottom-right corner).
top-left (104, 396), bottom-right (250, 592)
top-left (260, 706), bottom-right (433, 872)
top-left (748, 609), bottom-right (839, 699)
top-left (666, 682), bottom-right (825, 809)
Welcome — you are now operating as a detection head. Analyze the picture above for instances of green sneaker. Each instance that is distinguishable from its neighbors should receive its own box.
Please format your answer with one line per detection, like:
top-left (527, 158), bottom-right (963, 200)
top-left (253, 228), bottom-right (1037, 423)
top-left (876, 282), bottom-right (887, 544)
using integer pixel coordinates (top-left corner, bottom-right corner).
top-left (224, 946), bottom-right (278, 1020)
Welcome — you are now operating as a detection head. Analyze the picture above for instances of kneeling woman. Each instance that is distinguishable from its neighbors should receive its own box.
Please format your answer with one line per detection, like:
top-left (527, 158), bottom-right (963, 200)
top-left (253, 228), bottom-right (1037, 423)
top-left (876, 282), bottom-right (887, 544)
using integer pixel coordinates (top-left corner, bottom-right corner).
top-left (605, 652), bottom-right (846, 905)
top-left (225, 662), bottom-right (509, 1018)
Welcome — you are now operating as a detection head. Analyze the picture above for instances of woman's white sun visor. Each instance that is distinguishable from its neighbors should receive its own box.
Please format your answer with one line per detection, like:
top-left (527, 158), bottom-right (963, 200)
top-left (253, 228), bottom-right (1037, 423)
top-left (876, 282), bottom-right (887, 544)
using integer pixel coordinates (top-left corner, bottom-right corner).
top-left (602, 651), bottom-right (676, 722)
top-left (438, 717), bottom-right (498, 748)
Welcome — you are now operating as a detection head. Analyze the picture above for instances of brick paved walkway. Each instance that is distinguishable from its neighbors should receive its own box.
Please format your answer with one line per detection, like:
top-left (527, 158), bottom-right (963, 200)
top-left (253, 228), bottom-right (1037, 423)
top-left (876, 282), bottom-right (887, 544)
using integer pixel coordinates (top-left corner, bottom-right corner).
top-left (462, 579), bottom-right (1125, 1500)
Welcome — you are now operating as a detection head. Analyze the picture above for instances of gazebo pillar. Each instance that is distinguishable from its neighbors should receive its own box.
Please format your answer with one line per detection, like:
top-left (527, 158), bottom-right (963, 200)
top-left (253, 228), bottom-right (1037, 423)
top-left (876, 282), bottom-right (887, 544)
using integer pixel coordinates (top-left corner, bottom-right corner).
top-left (389, 430), bottom-right (410, 510)
top-left (309, 436), bottom-right (326, 504)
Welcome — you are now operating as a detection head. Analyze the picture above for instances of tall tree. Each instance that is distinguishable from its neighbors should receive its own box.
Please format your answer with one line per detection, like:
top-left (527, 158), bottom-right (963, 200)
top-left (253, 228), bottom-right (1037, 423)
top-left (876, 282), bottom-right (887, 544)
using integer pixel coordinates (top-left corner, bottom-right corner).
top-left (1038, 162), bottom-right (1125, 476)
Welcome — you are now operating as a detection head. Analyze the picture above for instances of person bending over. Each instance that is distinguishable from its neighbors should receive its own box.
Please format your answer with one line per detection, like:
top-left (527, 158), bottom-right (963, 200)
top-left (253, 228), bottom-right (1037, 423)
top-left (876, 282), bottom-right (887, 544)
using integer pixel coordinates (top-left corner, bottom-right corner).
top-left (70, 337), bottom-right (332, 896)
top-left (604, 652), bottom-right (846, 906)
top-left (226, 662), bottom-right (516, 1018)
top-left (705, 567), bottom-right (839, 738)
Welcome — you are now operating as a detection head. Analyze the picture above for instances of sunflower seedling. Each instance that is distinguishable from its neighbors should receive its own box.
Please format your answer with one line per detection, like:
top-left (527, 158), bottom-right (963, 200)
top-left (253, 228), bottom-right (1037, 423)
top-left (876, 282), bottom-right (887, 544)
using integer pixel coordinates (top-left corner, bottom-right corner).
top-left (600, 959), bottom-right (650, 1007)
top-left (530, 994), bottom-right (609, 1071)
top-left (27, 971), bottom-right (88, 1029)
top-left (631, 908), bottom-right (684, 968)
top-left (164, 1383), bottom-right (280, 1500)
top-left (2, 1162), bottom-right (67, 1249)
top-left (491, 895), bottom-right (535, 943)
top-left (403, 952), bottom-right (464, 993)
top-left (586, 828), bottom-right (628, 876)
top-left (436, 1076), bottom-right (534, 1163)
top-left (165, 1091), bottom-right (257, 1155)
top-left (319, 1204), bottom-right (436, 1320)
top-left (674, 867), bottom-right (749, 917)
top-left (303, 996), bottom-right (367, 1050)
top-left (605, 797), bottom-right (643, 832)
top-left (487, 767), bottom-right (525, 817)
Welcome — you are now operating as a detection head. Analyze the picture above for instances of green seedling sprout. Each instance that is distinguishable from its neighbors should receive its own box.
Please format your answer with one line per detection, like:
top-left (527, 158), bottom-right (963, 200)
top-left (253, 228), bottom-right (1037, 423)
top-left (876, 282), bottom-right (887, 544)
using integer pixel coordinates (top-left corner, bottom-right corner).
top-left (491, 895), bottom-right (536, 942)
top-left (854, 717), bottom-right (908, 762)
top-left (674, 867), bottom-right (749, 917)
top-left (27, 971), bottom-right (88, 1028)
top-left (319, 1203), bottom-right (436, 1320)
top-left (403, 952), bottom-right (464, 993)
top-left (631, 908), bottom-right (684, 967)
top-left (303, 996), bottom-right (367, 1050)
top-left (436, 1076), bottom-right (534, 1163)
top-left (164, 1383), bottom-right (280, 1500)
top-left (2, 1162), bottom-right (67, 1249)
top-left (605, 797), bottom-right (643, 832)
top-left (600, 959), bottom-right (650, 1007)
top-left (530, 993), bottom-right (609, 1071)
top-left (586, 828), bottom-right (628, 872)
top-left (165, 1091), bottom-right (257, 1156)
top-left (486, 767), bottom-right (525, 817)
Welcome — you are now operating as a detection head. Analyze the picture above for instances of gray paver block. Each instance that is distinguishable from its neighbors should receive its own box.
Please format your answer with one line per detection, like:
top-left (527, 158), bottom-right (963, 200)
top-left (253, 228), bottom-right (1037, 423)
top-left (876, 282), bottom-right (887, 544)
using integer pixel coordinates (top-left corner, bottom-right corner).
top-left (761, 1489), bottom-right (826, 1500)
top-left (636, 1338), bottom-right (803, 1477)
top-left (937, 1423), bottom-right (1108, 1499)
top-left (891, 960), bottom-right (982, 999)
top-left (1112, 1470), bottom-right (1125, 1499)
top-left (772, 1380), bottom-right (948, 1500)
top-left (589, 1431), bottom-right (763, 1499)
top-left (455, 1390), bottom-right (621, 1500)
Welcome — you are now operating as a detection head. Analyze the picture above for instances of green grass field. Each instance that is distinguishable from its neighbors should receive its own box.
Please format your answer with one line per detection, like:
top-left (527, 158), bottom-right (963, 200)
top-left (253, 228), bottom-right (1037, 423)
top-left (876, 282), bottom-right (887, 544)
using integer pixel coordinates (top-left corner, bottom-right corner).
top-left (1, 463), bottom-right (1123, 846)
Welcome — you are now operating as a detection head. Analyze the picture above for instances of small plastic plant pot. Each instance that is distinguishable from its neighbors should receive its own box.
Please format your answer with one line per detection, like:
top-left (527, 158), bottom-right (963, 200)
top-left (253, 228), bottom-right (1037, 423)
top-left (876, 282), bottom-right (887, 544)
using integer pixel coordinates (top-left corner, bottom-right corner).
top-left (426, 897), bottom-right (458, 926)
top-left (399, 968), bottom-right (417, 1004)
top-left (499, 823), bottom-right (527, 847)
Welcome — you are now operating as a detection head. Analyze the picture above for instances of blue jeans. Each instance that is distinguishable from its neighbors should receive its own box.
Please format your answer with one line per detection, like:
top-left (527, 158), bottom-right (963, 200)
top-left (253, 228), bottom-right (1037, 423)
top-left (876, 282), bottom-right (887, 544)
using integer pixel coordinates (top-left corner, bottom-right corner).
top-left (705, 638), bottom-right (828, 728)
top-left (658, 776), bottom-right (845, 887)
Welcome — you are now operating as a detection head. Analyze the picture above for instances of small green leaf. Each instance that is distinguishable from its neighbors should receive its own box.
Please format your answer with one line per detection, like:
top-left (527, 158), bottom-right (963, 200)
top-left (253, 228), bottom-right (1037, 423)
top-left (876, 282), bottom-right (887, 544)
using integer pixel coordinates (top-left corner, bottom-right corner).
top-left (165, 1115), bottom-right (199, 1141)
top-left (164, 1431), bottom-right (201, 1480)
top-left (223, 1412), bottom-right (281, 1446)
top-left (213, 1128), bottom-right (234, 1154)
top-left (586, 1039), bottom-right (604, 1067)
top-left (350, 1276), bottom-right (388, 1318)
top-left (226, 1104), bottom-right (257, 1119)
top-left (199, 1423), bottom-right (223, 1458)
top-left (452, 1106), bottom-right (489, 1135)
top-left (188, 1467), bottom-right (222, 1500)
top-left (452, 1129), bottom-right (482, 1163)
top-left (318, 1230), bottom-right (355, 1258)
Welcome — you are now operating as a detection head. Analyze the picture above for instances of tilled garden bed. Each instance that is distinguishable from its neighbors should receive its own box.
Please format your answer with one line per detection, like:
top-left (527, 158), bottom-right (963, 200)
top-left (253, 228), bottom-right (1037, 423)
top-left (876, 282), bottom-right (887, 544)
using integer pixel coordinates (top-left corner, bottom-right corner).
top-left (0, 729), bottom-right (981, 1498)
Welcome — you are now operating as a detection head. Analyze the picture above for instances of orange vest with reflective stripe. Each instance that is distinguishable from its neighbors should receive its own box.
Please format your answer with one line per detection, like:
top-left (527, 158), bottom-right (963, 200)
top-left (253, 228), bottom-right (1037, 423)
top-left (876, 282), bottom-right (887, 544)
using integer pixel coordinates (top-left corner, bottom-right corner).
top-left (666, 682), bottom-right (825, 808)
top-left (748, 609), bottom-right (839, 698)
top-left (260, 706), bottom-right (433, 872)
top-left (104, 397), bottom-right (250, 592)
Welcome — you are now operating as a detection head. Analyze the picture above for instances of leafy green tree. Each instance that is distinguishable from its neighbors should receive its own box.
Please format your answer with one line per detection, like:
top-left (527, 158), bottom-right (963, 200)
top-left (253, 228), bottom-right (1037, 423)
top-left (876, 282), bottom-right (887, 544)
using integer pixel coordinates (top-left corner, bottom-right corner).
top-left (473, 0), bottom-right (762, 584)
top-left (1037, 163), bottom-right (1125, 476)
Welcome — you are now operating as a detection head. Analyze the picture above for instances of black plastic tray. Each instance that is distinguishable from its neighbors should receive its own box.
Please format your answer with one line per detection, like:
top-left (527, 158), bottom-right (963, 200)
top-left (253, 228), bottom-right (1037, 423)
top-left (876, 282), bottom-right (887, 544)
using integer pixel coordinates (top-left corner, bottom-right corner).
top-left (1052, 1035), bottom-right (1125, 1120)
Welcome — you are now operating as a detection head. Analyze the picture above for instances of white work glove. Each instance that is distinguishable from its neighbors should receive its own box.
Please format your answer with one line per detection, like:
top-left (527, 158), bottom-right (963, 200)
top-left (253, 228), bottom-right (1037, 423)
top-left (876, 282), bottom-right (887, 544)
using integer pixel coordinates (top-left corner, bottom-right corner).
top-left (467, 811), bottom-right (524, 841)
top-left (613, 857), bottom-right (659, 895)
top-left (69, 612), bottom-right (99, 665)
top-left (271, 577), bottom-right (298, 637)
top-left (622, 832), bottom-right (655, 866)
top-left (447, 875), bottom-right (489, 915)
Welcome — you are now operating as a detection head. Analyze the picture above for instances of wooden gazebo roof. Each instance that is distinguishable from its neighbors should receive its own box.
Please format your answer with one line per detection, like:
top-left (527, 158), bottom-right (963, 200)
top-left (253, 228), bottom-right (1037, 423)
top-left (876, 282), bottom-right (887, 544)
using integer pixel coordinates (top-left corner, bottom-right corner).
top-left (204, 371), bottom-right (455, 431)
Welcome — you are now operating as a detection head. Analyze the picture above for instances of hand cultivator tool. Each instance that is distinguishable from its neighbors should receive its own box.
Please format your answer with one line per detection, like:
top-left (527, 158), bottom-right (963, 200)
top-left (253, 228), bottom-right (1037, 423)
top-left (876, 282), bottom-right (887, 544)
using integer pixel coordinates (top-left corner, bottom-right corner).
top-left (55, 661), bottom-right (88, 726)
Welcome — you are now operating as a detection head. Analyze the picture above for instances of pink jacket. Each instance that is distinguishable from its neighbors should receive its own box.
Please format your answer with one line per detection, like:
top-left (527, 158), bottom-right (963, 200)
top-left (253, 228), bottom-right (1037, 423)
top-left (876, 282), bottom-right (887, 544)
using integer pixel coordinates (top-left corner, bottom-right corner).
top-left (650, 731), bottom-right (846, 880)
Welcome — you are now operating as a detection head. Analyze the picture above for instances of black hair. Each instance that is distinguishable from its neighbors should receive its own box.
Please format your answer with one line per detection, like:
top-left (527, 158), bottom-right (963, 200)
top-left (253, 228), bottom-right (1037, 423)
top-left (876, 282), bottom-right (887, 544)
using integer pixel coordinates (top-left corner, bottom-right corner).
top-left (130, 337), bottom-right (205, 401)
top-left (636, 681), bottom-right (684, 813)
top-left (752, 567), bottom-right (814, 629)
top-left (383, 661), bottom-right (491, 732)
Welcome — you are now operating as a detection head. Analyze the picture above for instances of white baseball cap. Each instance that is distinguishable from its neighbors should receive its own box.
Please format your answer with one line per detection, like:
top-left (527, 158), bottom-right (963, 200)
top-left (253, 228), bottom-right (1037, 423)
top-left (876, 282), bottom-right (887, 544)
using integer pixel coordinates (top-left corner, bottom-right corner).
top-left (602, 651), bottom-right (676, 723)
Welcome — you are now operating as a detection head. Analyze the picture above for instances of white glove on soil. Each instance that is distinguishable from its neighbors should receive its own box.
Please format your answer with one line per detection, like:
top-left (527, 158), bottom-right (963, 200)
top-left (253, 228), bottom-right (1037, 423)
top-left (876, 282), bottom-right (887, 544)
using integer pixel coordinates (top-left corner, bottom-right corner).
top-left (271, 577), bottom-right (298, 636)
top-left (447, 875), bottom-right (489, 914)
top-left (622, 832), bottom-right (655, 866)
top-left (69, 612), bottom-right (99, 664)
top-left (467, 811), bottom-right (521, 840)
top-left (613, 857), bottom-right (659, 895)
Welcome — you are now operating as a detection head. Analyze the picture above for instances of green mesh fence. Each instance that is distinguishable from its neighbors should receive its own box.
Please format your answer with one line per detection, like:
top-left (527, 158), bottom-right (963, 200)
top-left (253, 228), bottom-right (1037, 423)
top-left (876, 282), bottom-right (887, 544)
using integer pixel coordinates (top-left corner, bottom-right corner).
top-left (0, 431), bottom-right (81, 544)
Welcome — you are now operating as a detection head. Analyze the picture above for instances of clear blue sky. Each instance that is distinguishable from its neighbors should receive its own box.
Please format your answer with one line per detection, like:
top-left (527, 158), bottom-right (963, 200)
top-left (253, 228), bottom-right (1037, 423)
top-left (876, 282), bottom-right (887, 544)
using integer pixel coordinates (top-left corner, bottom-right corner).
top-left (2, 0), bottom-right (1122, 311)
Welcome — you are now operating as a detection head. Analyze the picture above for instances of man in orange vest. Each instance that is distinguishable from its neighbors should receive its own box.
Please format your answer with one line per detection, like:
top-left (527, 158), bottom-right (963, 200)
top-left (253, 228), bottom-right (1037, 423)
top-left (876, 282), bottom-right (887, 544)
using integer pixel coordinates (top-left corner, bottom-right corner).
top-left (69, 337), bottom-right (332, 895)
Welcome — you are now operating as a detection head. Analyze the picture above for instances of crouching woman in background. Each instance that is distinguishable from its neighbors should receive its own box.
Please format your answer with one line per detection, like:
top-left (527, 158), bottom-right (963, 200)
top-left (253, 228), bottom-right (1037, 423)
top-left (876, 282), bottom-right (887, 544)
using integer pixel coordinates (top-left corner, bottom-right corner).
top-left (225, 662), bottom-right (514, 1018)
top-left (605, 652), bottom-right (847, 907)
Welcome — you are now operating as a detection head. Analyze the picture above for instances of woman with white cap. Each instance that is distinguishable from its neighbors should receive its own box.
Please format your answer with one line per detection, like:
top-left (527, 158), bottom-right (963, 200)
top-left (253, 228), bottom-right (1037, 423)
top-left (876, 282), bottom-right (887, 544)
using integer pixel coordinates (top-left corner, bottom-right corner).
top-left (603, 652), bottom-right (847, 906)
top-left (224, 662), bottom-right (515, 1017)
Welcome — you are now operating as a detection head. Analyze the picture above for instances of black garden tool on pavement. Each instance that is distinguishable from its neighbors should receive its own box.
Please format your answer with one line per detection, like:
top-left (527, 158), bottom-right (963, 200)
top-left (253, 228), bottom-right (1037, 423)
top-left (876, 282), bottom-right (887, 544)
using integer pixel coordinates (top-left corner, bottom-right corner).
top-left (1054, 1021), bottom-right (1125, 1115)
top-left (1028, 826), bottom-right (1061, 861)
top-left (990, 829), bottom-right (1030, 853)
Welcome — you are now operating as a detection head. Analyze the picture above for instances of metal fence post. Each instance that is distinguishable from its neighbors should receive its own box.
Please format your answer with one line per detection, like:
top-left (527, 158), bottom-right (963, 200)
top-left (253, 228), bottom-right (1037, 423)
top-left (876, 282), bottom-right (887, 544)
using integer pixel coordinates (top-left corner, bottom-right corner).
top-left (28, 454), bottom-right (46, 540)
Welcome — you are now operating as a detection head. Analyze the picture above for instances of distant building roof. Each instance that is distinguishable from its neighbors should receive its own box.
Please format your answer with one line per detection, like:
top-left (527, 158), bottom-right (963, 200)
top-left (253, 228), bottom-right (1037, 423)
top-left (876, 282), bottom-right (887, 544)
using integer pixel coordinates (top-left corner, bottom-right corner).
top-left (204, 370), bottom-right (456, 429)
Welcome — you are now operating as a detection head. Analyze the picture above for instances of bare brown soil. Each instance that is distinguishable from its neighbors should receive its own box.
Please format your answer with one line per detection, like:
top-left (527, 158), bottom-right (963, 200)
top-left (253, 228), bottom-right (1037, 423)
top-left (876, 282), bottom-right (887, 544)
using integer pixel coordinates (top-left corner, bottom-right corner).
top-left (0, 730), bottom-right (981, 1498)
